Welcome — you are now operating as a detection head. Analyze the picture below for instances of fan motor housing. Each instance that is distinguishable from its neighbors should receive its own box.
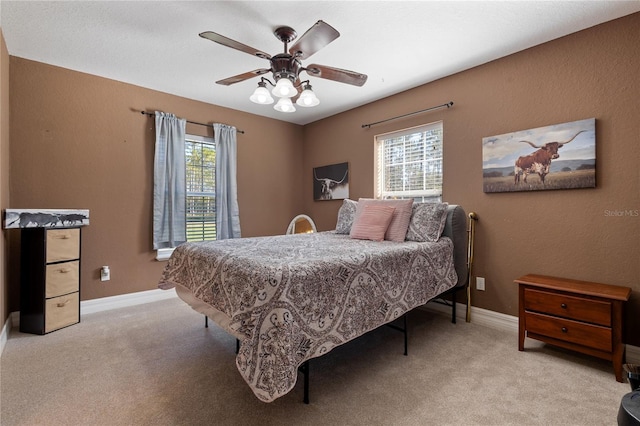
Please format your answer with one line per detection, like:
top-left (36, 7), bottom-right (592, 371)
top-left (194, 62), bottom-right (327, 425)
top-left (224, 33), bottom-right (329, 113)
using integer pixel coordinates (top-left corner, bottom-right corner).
top-left (271, 54), bottom-right (301, 81)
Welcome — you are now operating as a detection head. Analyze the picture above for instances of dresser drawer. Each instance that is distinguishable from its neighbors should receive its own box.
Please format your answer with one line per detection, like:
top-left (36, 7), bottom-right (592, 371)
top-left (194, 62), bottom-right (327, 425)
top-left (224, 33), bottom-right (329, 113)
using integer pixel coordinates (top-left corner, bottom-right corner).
top-left (524, 288), bottom-right (611, 326)
top-left (525, 311), bottom-right (612, 352)
top-left (45, 292), bottom-right (79, 333)
top-left (45, 260), bottom-right (79, 298)
top-left (46, 228), bottom-right (80, 263)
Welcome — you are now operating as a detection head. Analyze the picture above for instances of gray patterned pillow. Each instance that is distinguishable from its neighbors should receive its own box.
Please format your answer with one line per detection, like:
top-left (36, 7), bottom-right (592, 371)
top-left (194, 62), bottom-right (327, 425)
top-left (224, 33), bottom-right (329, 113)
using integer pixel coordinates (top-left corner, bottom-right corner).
top-left (335, 199), bottom-right (358, 234)
top-left (405, 202), bottom-right (449, 242)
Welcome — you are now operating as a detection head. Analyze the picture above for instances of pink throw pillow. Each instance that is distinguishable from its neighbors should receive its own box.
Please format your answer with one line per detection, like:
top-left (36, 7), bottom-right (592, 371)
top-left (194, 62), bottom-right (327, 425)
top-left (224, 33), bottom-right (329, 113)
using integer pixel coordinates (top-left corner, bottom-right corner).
top-left (354, 198), bottom-right (414, 242)
top-left (349, 204), bottom-right (396, 241)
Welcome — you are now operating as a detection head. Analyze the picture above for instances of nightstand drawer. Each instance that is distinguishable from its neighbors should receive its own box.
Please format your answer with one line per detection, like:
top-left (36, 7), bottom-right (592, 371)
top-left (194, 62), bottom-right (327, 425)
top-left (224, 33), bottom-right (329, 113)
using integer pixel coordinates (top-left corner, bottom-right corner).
top-left (45, 260), bottom-right (79, 298)
top-left (524, 288), bottom-right (611, 326)
top-left (46, 228), bottom-right (80, 263)
top-left (45, 292), bottom-right (79, 333)
top-left (525, 311), bottom-right (612, 352)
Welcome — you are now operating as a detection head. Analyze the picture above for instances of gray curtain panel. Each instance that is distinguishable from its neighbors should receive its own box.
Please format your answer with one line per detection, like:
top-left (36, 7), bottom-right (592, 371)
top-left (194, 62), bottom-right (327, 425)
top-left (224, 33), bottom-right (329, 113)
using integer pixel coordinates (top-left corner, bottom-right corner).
top-left (153, 112), bottom-right (187, 249)
top-left (214, 123), bottom-right (241, 239)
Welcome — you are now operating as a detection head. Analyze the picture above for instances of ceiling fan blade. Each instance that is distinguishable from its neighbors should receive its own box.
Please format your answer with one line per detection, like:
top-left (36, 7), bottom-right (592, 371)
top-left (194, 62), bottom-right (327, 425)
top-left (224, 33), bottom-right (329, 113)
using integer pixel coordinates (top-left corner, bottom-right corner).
top-left (216, 69), bottom-right (271, 86)
top-left (289, 20), bottom-right (340, 60)
top-left (305, 64), bottom-right (368, 87)
top-left (199, 31), bottom-right (271, 60)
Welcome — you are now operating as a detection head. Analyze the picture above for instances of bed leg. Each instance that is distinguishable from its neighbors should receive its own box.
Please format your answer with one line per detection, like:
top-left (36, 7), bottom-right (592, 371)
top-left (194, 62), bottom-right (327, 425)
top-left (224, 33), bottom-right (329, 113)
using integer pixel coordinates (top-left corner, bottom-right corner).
top-left (403, 314), bottom-right (408, 356)
top-left (204, 315), bottom-right (208, 328)
top-left (451, 289), bottom-right (457, 324)
top-left (386, 315), bottom-right (409, 355)
top-left (300, 361), bottom-right (310, 404)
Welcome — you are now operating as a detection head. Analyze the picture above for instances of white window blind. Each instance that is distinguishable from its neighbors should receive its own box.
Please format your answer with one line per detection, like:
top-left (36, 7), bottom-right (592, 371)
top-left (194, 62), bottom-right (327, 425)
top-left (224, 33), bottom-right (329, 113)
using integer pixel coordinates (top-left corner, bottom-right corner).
top-left (375, 121), bottom-right (443, 202)
top-left (185, 135), bottom-right (216, 242)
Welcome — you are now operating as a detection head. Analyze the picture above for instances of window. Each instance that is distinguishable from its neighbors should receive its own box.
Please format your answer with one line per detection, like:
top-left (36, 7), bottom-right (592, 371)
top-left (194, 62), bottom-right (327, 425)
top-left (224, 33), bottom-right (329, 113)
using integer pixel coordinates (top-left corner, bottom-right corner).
top-left (185, 135), bottom-right (216, 242)
top-left (374, 121), bottom-right (443, 202)
top-left (156, 134), bottom-right (216, 261)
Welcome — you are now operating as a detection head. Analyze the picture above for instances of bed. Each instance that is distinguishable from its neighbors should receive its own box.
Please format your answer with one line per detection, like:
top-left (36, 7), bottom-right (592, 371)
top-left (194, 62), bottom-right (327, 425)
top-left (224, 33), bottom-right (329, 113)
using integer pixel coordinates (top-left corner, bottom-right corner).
top-left (158, 202), bottom-right (476, 403)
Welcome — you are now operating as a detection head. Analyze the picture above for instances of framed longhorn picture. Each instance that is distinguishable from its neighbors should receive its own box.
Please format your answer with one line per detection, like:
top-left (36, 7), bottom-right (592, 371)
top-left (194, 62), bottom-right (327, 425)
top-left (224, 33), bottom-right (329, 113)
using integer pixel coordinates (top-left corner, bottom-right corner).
top-left (482, 118), bottom-right (596, 193)
top-left (313, 162), bottom-right (349, 201)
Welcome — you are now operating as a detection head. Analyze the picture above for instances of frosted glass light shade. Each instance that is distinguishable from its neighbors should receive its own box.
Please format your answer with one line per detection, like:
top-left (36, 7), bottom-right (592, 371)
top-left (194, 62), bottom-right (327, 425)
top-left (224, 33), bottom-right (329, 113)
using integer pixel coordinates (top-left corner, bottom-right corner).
top-left (274, 97), bottom-right (296, 113)
top-left (296, 88), bottom-right (320, 107)
top-left (272, 78), bottom-right (296, 98)
top-left (249, 85), bottom-right (274, 104)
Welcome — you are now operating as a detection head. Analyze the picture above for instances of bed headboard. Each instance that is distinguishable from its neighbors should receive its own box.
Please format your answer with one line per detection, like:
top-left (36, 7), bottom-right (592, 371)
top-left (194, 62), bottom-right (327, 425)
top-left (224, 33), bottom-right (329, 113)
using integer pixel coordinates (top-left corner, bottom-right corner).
top-left (441, 204), bottom-right (469, 289)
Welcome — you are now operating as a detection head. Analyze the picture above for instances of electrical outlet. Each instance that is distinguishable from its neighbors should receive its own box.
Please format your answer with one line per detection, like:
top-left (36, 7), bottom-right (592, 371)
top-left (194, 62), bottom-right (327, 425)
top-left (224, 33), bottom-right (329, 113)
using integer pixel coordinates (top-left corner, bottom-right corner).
top-left (101, 266), bottom-right (110, 282)
top-left (476, 277), bottom-right (485, 291)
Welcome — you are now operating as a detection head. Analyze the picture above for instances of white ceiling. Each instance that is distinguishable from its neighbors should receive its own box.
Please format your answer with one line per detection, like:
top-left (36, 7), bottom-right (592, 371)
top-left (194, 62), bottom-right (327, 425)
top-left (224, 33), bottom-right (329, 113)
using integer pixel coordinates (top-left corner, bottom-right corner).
top-left (2, 1), bottom-right (639, 125)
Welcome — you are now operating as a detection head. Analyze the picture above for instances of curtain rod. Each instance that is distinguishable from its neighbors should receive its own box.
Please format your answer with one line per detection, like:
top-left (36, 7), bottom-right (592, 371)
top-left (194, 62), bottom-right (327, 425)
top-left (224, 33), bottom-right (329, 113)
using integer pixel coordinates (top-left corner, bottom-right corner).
top-left (361, 101), bottom-right (454, 129)
top-left (139, 111), bottom-right (245, 134)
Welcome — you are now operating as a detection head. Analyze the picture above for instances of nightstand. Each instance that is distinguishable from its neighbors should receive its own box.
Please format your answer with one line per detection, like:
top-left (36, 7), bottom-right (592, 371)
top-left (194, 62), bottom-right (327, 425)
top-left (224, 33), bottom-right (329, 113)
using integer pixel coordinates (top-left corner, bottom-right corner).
top-left (515, 274), bottom-right (631, 382)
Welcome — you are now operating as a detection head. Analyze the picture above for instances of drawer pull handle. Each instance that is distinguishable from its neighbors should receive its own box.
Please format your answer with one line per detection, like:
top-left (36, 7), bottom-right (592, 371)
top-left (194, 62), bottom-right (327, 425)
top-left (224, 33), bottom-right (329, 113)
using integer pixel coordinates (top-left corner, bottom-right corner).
top-left (561, 327), bottom-right (568, 333)
top-left (56, 300), bottom-right (71, 308)
top-left (58, 268), bottom-right (71, 274)
top-left (561, 303), bottom-right (567, 309)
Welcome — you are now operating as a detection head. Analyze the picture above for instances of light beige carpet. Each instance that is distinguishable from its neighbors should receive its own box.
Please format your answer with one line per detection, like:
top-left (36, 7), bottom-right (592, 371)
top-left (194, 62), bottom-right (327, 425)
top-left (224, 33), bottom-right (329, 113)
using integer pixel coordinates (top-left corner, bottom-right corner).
top-left (0, 295), bottom-right (630, 425)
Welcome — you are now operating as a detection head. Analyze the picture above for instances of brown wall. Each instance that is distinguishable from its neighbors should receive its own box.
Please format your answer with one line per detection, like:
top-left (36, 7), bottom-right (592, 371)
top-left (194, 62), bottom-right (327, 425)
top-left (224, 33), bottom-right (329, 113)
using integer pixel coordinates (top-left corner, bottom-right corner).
top-left (303, 13), bottom-right (640, 344)
top-left (1, 28), bottom-right (10, 327)
top-left (7, 58), bottom-right (304, 309)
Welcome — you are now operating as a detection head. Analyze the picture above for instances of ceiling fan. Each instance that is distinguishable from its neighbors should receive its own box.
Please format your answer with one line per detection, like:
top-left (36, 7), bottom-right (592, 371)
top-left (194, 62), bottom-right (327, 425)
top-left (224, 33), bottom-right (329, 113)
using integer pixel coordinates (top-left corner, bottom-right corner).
top-left (199, 20), bottom-right (368, 113)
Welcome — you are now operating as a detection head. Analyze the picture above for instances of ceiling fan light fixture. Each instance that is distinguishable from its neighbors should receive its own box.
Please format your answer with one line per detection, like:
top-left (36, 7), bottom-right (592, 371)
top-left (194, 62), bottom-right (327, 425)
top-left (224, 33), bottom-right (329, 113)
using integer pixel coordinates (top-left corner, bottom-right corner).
top-left (274, 97), bottom-right (296, 113)
top-left (202, 21), bottom-right (367, 114)
top-left (296, 84), bottom-right (320, 107)
top-left (249, 82), bottom-right (274, 104)
top-left (272, 77), bottom-right (297, 98)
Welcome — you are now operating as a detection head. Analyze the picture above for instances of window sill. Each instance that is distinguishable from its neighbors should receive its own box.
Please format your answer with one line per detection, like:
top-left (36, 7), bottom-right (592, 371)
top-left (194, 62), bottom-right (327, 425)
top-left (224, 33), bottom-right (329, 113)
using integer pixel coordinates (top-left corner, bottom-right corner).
top-left (156, 248), bottom-right (175, 261)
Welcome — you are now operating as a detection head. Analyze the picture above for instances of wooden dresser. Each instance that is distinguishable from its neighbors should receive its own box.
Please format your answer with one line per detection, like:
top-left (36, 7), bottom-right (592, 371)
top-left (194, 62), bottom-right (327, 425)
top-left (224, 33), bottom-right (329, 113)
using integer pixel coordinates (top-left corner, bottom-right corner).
top-left (515, 274), bottom-right (631, 382)
top-left (20, 227), bottom-right (81, 334)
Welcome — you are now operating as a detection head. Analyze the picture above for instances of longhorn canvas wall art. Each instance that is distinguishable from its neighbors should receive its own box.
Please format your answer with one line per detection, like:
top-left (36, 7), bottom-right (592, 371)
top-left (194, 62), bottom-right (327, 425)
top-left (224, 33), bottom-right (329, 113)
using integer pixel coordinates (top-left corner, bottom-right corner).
top-left (482, 118), bottom-right (596, 193)
top-left (3, 209), bottom-right (90, 229)
top-left (313, 162), bottom-right (349, 201)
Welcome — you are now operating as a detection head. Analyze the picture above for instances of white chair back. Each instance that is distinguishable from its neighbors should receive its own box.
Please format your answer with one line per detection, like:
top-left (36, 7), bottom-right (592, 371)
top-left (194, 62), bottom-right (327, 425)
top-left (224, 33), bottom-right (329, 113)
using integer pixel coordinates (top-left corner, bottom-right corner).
top-left (286, 215), bottom-right (317, 235)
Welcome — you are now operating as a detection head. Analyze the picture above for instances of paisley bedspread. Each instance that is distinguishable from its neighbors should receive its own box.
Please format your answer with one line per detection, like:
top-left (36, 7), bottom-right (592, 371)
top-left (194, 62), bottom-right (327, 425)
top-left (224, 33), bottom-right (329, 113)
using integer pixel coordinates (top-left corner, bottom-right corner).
top-left (158, 231), bottom-right (457, 402)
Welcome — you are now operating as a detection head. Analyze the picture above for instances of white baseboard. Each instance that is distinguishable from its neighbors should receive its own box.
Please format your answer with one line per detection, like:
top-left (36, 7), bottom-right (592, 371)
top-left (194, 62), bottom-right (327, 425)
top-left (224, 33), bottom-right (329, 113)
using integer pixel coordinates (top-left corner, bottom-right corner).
top-left (425, 300), bottom-right (640, 364)
top-left (1, 313), bottom-right (12, 357)
top-left (80, 288), bottom-right (177, 316)
top-left (627, 343), bottom-right (640, 365)
top-left (424, 299), bottom-right (517, 333)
